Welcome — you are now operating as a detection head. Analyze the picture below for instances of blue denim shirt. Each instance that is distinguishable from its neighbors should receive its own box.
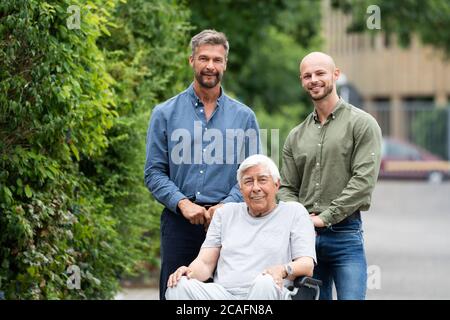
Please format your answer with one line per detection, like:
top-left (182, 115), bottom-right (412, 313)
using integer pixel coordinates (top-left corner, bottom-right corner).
top-left (144, 83), bottom-right (260, 213)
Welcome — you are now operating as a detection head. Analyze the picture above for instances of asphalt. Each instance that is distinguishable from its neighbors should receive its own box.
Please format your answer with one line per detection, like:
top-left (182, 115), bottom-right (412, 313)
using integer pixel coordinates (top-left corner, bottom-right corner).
top-left (116, 180), bottom-right (450, 300)
top-left (364, 180), bottom-right (450, 299)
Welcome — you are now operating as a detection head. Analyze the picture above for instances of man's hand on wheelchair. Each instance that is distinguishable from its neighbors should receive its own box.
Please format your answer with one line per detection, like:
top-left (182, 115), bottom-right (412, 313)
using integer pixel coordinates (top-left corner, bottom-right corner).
top-left (167, 266), bottom-right (194, 288)
top-left (262, 265), bottom-right (286, 290)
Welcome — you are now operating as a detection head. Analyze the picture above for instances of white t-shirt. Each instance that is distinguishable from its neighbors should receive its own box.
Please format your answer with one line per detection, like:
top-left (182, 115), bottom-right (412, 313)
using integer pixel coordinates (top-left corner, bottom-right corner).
top-left (202, 201), bottom-right (316, 291)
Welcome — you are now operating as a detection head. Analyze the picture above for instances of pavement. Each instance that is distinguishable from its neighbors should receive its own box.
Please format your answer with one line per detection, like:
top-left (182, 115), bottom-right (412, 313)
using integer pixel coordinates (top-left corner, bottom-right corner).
top-left (115, 287), bottom-right (159, 300)
top-left (364, 180), bottom-right (450, 299)
top-left (116, 180), bottom-right (450, 300)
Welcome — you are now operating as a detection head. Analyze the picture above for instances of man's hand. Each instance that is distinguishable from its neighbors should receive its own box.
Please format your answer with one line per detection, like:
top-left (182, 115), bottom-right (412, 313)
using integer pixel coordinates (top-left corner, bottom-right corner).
top-left (178, 199), bottom-right (207, 225)
top-left (262, 265), bottom-right (286, 289)
top-left (167, 266), bottom-right (193, 288)
top-left (204, 203), bottom-right (224, 231)
top-left (310, 213), bottom-right (325, 228)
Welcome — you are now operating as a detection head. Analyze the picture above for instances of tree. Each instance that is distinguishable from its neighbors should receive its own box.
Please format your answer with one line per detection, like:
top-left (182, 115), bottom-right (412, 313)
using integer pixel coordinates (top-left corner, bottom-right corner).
top-left (93, 0), bottom-right (192, 274)
top-left (331, 0), bottom-right (450, 55)
top-left (188, 0), bottom-right (322, 114)
top-left (0, 0), bottom-right (118, 299)
top-left (411, 108), bottom-right (448, 160)
top-left (0, 0), bottom-right (191, 299)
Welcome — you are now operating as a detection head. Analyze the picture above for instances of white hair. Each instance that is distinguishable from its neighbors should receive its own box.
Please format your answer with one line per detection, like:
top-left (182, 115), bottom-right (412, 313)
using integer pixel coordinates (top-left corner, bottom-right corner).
top-left (237, 154), bottom-right (280, 186)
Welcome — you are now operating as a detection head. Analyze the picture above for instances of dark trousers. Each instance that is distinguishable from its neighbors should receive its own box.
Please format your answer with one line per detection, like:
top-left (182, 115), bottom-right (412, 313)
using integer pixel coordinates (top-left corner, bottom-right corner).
top-left (159, 208), bottom-right (206, 300)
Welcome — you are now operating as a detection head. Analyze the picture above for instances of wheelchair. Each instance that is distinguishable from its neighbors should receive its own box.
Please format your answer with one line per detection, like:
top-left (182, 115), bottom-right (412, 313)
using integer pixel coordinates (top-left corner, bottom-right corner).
top-left (289, 276), bottom-right (322, 300)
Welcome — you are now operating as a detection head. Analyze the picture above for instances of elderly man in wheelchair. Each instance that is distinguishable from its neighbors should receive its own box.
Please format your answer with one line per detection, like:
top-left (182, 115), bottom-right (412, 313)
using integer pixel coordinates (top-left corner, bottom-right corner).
top-left (165, 154), bottom-right (321, 300)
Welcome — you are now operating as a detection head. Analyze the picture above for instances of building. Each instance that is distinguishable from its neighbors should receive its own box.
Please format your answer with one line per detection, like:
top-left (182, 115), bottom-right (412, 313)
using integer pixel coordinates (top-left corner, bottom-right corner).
top-left (322, 0), bottom-right (450, 150)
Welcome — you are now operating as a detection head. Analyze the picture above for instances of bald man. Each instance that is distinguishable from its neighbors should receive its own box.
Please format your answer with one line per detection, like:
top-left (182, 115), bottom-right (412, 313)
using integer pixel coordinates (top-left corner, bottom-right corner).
top-left (278, 52), bottom-right (382, 300)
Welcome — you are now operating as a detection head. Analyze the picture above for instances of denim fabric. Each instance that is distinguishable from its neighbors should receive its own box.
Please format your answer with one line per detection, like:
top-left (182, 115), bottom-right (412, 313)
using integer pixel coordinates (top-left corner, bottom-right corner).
top-left (144, 83), bottom-right (260, 213)
top-left (313, 217), bottom-right (367, 300)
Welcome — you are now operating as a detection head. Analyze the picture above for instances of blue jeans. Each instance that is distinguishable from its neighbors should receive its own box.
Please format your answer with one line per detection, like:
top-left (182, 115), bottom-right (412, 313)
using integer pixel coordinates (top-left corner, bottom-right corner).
top-left (313, 215), bottom-right (367, 300)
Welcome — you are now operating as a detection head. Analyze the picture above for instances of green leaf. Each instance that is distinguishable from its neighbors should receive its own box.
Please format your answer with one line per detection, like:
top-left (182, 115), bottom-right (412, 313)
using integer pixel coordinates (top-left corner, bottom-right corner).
top-left (100, 25), bottom-right (111, 36)
top-left (27, 266), bottom-right (36, 277)
top-left (25, 185), bottom-right (32, 198)
top-left (70, 144), bottom-right (80, 161)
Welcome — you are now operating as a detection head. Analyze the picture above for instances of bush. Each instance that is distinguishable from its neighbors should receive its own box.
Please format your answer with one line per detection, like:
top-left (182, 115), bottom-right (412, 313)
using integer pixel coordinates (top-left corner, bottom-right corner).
top-left (93, 0), bottom-right (191, 274)
top-left (0, 0), bottom-right (191, 299)
top-left (411, 107), bottom-right (449, 160)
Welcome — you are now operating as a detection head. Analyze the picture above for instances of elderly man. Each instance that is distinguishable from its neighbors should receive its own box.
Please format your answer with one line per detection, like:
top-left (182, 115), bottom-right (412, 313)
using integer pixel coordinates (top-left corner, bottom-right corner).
top-left (144, 29), bottom-right (260, 299)
top-left (165, 154), bottom-right (316, 300)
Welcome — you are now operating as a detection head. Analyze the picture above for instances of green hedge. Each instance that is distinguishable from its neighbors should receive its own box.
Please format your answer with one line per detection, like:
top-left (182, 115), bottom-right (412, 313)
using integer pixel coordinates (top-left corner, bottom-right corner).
top-left (0, 0), bottom-right (190, 299)
top-left (411, 107), bottom-right (449, 160)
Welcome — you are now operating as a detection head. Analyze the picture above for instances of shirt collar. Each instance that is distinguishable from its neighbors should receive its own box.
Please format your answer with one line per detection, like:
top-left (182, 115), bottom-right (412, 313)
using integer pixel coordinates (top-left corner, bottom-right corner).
top-left (313, 97), bottom-right (345, 123)
top-left (187, 82), bottom-right (224, 109)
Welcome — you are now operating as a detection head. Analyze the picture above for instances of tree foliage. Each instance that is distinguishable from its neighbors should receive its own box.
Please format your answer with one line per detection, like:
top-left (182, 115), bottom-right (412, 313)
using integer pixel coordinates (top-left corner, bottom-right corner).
top-left (189, 0), bottom-right (322, 115)
top-left (0, 0), bottom-right (190, 299)
top-left (411, 108), bottom-right (449, 160)
top-left (92, 0), bottom-right (191, 273)
top-left (332, 0), bottom-right (450, 55)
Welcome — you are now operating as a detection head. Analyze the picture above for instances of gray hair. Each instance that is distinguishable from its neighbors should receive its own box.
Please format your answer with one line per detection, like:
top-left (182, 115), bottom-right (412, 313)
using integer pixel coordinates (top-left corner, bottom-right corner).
top-left (190, 29), bottom-right (229, 59)
top-left (237, 154), bottom-right (280, 186)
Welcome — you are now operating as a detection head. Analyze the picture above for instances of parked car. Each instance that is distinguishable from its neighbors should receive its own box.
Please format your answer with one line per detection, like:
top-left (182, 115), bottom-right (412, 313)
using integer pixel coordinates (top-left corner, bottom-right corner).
top-left (379, 137), bottom-right (450, 183)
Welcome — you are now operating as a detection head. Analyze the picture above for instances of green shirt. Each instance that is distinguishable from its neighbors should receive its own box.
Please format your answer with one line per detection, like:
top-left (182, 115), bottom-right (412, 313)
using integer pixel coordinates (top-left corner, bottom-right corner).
top-left (278, 98), bottom-right (382, 226)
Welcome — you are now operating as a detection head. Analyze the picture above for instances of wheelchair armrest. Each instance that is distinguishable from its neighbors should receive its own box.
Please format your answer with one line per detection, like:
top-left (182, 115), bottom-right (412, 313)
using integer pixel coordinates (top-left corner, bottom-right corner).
top-left (290, 276), bottom-right (322, 300)
top-left (293, 276), bottom-right (322, 288)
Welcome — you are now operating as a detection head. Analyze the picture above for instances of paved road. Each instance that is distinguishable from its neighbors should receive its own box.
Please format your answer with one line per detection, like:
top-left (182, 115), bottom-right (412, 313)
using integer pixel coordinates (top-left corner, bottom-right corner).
top-left (117, 180), bottom-right (450, 300)
top-left (365, 180), bottom-right (450, 299)
top-left (115, 287), bottom-right (158, 300)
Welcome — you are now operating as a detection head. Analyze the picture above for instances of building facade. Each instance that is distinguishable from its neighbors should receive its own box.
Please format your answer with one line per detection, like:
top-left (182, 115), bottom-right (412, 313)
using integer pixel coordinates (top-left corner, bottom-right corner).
top-left (322, 0), bottom-right (450, 145)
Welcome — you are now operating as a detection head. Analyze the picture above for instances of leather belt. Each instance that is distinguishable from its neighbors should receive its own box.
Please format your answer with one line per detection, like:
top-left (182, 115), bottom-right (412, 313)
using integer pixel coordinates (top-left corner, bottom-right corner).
top-left (188, 197), bottom-right (219, 209)
top-left (195, 203), bottom-right (218, 209)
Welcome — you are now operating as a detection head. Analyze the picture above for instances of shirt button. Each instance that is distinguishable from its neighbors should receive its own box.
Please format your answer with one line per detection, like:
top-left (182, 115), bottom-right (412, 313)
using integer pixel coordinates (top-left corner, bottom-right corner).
top-left (203, 149), bottom-right (206, 152)
top-left (318, 126), bottom-right (321, 129)
top-left (197, 192), bottom-right (201, 195)
top-left (195, 102), bottom-right (198, 106)
top-left (318, 143), bottom-right (321, 147)
top-left (200, 109), bottom-right (204, 113)
top-left (314, 202), bottom-right (318, 207)
top-left (200, 170), bottom-right (204, 174)
top-left (205, 128), bottom-right (208, 131)
top-left (316, 183), bottom-right (319, 186)
top-left (316, 162), bottom-right (320, 166)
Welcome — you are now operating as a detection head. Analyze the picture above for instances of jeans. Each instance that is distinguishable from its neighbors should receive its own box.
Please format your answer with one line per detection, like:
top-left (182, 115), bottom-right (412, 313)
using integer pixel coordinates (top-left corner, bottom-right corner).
top-left (313, 215), bottom-right (367, 300)
top-left (159, 208), bottom-right (206, 300)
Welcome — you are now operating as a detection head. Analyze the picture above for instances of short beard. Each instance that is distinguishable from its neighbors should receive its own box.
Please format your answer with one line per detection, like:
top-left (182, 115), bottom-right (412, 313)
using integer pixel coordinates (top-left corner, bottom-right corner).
top-left (310, 83), bottom-right (334, 101)
top-left (195, 71), bottom-right (222, 89)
